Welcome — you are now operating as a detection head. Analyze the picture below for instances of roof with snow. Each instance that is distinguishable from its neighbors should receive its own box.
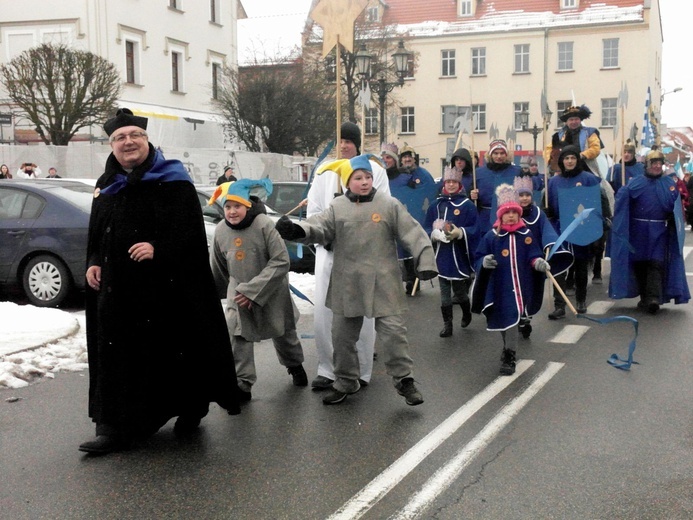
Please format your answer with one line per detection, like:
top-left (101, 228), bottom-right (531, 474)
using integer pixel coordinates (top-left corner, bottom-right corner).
top-left (306, 0), bottom-right (647, 40)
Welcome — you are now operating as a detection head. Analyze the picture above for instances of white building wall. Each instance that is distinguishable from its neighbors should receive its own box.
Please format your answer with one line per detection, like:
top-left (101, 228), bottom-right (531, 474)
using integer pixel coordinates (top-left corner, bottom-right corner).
top-left (0, 0), bottom-right (244, 149)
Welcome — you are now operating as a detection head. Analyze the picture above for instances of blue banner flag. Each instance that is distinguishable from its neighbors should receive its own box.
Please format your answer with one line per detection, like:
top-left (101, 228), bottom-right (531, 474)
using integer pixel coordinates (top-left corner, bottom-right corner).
top-left (557, 184), bottom-right (602, 246)
top-left (390, 177), bottom-right (439, 228)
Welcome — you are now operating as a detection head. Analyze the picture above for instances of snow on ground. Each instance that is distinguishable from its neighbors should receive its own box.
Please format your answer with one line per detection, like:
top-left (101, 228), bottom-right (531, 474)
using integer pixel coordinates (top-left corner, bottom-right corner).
top-left (0, 273), bottom-right (316, 390)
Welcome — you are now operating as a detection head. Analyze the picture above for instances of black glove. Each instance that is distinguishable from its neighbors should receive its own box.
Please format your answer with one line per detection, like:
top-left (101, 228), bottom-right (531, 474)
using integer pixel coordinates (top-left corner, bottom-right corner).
top-left (417, 270), bottom-right (438, 281)
top-left (275, 215), bottom-right (305, 240)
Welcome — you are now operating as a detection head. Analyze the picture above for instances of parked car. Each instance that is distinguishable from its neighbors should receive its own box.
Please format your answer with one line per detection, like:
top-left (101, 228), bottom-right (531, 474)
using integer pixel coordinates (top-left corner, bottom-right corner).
top-left (0, 179), bottom-right (94, 307)
top-left (264, 181), bottom-right (309, 218)
top-left (195, 186), bottom-right (315, 273)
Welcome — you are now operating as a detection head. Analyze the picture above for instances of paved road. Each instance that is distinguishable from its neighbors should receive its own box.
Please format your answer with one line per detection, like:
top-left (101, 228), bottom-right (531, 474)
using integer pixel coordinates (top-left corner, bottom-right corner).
top-left (1, 255), bottom-right (692, 519)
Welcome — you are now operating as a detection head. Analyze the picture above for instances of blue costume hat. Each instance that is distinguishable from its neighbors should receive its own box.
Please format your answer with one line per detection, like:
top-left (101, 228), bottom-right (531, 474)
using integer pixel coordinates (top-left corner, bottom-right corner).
top-left (208, 178), bottom-right (273, 208)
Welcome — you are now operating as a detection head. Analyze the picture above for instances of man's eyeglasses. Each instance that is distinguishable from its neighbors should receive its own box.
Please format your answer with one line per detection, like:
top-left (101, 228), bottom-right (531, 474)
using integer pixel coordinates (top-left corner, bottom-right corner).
top-left (110, 131), bottom-right (148, 143)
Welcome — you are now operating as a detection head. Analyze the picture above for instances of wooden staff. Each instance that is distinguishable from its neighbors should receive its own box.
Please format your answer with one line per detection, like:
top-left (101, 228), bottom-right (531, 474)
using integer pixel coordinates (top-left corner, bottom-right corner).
top-left (546, 270), bottom-right (578, 315)
top-left (410, 277), bottom-right (420, 296)
top-left (285, 199), bottom-right (308, 216)
top-left (335, 36), bottom-right (342, 160)
top-left (620, 105), bottom-right (626, 186)
top-left (543, 119), bottom-right (549, 208)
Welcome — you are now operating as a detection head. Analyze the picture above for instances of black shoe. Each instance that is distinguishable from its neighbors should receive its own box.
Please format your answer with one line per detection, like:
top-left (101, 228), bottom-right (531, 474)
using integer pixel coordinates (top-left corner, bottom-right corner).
top-left (576, 301), bottom-right (587, 314)
top-left (500, 348), bottom-right (516, 376)
top-left (548, 307), bottom-right (566, 320)
top-left (396, 377), bottom-right (423, 406)
top-left (322, 388), bottom-right (348, 405)
top-left (358, 379), bottom-right (369, 387)
top-left (405, 282), bottom-right (414, 295)
top-left (288, 365), bottom-right (308, 386)
top-left (647, 299), bottom-right (660, 314)
top-left (174, 415), bottom-right (202, 435)
top-left (78, 435), bottom-right (129, 455)
top-left (460, 308), bottom-right (472, 328)
top-left (311, 375), bottom-right (334, 390)
top-left (592, 276), bottom-right (603, 285)
top-left (519, 320), bottom-right (532, 339)
top-left (439, 321), bottom-right (453, 337)
top-left (237, 381), bottom-right (252, 402)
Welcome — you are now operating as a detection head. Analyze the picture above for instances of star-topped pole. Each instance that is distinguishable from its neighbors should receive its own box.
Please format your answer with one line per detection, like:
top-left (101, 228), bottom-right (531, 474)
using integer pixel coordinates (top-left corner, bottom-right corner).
top-left (310, 0), bottom-right (370, 158)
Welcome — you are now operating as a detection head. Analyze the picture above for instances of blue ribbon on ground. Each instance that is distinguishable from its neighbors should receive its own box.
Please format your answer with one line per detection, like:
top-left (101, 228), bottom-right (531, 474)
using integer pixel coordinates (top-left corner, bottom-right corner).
top-left (547, 207), bottom-right (594, 260)
top-left (289, 284), bottom-right (314, 305)
top-left (293, 140), bottom-right (335, 260)
top-left (576, 314), bottom-right (639, 370)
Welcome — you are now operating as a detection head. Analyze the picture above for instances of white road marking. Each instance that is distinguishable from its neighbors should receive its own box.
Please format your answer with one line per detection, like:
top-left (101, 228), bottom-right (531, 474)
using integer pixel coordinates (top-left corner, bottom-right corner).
top-left (684, 246), bottom-right (693, 259)
top-left (391, 362), bottom-right (565, 520)
top-left (549, 324), bottom-right (590, 343)
top-left (586, 300), bottom-right (614, 315)
top-left (326, 360), bottom-right (535, 520)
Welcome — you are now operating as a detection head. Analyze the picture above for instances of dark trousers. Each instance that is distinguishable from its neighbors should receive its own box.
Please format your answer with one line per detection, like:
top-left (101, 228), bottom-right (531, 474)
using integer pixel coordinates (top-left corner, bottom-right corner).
top-left (633, 260), bottom-right (663, 303)
top-left (554, 258), bottom-right (589, 306)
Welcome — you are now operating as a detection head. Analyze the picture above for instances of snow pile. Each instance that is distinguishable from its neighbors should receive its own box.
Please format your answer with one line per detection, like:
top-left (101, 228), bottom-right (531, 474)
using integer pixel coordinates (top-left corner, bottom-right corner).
top-left (0, 272), bottom-right (317, 390)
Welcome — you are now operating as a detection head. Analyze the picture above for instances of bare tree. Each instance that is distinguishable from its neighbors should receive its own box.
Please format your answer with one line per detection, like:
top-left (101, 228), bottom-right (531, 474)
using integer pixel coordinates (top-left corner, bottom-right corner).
top-left (213, 58), bottom-right (335, 156)
top-left (0, 43), bottom-right (121, 145)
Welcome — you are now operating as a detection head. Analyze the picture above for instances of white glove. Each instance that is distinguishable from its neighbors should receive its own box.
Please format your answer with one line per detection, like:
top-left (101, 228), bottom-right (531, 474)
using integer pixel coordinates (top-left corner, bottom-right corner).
top-left (431, 229), bottom-right (449, 243)
top-left (444, 223), bottom-right (463, 241)
top-left (482, 254), bottom-right (497, 269)
top-left (533, 258), bottom-right (550, 273)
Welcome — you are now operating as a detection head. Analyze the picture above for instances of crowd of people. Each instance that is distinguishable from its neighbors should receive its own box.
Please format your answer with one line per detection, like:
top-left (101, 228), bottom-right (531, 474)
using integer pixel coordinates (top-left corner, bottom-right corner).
top-left (0, 162), bottom-right (63, 179)
top-left (75, 107), bottom-right (690, 455)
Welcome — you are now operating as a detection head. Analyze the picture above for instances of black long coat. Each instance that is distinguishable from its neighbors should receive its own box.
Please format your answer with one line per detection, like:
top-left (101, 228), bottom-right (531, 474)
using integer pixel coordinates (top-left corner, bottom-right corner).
top-left (85, 146), bottom-right (240, 436)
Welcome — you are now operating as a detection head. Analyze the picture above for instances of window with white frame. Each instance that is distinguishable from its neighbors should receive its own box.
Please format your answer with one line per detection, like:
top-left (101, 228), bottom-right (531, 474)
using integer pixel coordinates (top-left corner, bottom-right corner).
top-left (325, 54), bottom-right (336, 83)
top-left (558, 42), bottom-right (573, 71)
top-left (212, 62), bottom-right (222, 99)
top-left (561, 0), bottom-right (577, 8)
top-left (601, 98), bottom-right (617, 127)
top-left (514, 44), bottom-right (529, 73)
top-left (125, 40), bottom-right (141, 84)
top-left (365, 108), bottom-right (378, 135)
top-left (210, 0), bottom-right (221, 23)
top-left (441, 106), bottom-right (461, 133)
top-left (556, 100), bottom-right (572, 127)
top-left (441, 49), bottom-right (456, 77)
top-left (514, 102), bottom-right (529, 131)
top-left (366, 6), bottom-right (379, 22)
top-left (472, 104), bottom-right (486, 131)
top-left (401, 107), bottom-right (415, 133)
top-left (603, 38), bottom-right (619, 68)
top-left (171, 51), bottom-right (182, 91)
top-left (459, 0), bottom-right (473, 16)
top-left (404, 54), bottom-right (415, 79)
top-left (471, 47), bottom-right (486, 76)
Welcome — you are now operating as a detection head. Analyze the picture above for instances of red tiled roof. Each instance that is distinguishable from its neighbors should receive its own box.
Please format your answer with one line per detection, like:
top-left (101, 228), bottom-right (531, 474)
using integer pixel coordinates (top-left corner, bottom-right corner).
top-left (382, 0), bottom-right (645, 25)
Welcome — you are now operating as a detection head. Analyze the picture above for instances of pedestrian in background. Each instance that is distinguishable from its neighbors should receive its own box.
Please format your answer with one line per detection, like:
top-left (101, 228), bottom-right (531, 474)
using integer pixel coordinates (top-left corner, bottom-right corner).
top-left (216, 165), bottom-right (237, 185)
top-left (0, 164), bottom-right (11, 179)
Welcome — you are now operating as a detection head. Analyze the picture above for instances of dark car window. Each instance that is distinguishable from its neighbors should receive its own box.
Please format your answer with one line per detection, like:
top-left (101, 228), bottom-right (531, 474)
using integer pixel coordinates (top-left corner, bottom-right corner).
top-left (0, 189), bottom-right (43, 219)
top-left (43, 184), bottom-right (94, 212)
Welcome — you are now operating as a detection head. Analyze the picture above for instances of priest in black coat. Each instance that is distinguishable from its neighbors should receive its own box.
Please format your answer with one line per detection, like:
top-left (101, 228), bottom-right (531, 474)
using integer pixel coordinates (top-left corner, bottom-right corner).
top-left (80, 109), bottom-right (241, 455)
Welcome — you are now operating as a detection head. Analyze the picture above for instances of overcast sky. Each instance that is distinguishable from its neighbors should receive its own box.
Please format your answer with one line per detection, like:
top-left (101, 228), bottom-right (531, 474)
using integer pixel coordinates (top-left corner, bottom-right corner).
top-left (238, 0), bottom-right (692, 128)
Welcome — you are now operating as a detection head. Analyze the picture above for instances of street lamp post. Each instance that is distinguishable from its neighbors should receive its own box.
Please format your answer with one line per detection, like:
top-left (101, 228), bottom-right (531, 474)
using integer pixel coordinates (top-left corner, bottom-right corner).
top-left (355, 40), bottom-right (412, 145)
top-left (660, 87), bottom-right (682, 103)
top-left (527, 123), bottom-right (541, 157)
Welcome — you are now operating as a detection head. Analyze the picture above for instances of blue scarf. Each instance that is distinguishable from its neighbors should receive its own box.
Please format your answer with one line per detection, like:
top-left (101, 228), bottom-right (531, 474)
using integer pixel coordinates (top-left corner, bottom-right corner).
top-left (100, 149), bottom-right (192, 196)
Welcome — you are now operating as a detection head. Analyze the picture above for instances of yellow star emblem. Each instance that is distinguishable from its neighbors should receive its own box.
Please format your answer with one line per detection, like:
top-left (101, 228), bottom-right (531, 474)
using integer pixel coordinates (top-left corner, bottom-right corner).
top-left (310, 0), bottom-right (370, 57)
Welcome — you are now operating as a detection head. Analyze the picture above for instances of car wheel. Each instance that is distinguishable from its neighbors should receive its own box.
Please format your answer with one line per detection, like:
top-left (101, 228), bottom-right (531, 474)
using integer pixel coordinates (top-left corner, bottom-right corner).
top-left (22, 255), bottom-right (72, 307)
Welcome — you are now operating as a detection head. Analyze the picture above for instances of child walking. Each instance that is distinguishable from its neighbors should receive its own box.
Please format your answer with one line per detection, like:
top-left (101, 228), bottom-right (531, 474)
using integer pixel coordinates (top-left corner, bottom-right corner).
top-left (210, 179), bottom-right (308, 401)
top-left (472, 184), bottom-right (550, 375)
top-left (424, 164), bottom-right (479, 337)
top-left (276, 154), bottom-right (437, 405)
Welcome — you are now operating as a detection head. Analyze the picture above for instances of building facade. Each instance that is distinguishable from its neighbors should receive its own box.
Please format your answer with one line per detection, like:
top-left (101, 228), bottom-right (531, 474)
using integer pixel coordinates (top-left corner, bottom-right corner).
top-left (305, 0), bottom-right (663, 175)
top-left (0, 0), bottom-right (247, 148)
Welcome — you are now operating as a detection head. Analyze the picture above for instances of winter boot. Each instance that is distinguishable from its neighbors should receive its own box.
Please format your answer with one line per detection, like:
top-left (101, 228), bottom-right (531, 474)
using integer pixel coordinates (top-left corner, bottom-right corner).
top-left (500, 348), bottom-right (517, 376)
top-left (519, 318), bottom-right (532, 339)
top-left (439, 306), bottom-right (453, 337)
top-left (459, 299), bottom-right (472, 328)
top-left (548, 303), bottom-right (566, 320)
